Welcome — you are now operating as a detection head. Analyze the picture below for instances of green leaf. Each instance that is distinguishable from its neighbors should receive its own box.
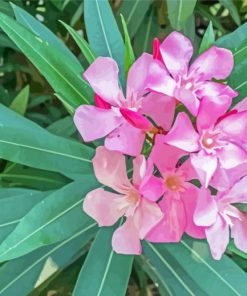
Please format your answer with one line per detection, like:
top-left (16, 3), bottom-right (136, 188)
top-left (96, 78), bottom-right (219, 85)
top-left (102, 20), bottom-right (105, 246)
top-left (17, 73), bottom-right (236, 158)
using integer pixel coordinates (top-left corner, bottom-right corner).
top-left (0, 103), bottom-right (94, 177)
top-left (74, 225), bottom-right (133, 296)
top-left (9, 85), bottom-right (29, 115)
top-left (117, 0), bottom-right (151, 38)
top-left (0, 189), bottom-right (49, 244)
top-left (84, 0), bottom-right (125, 86)
top-left (120, 14), bottom-right (135, 77)
top-left (143, 236), bottom-right (247, 295)
top-left (167, 0), bottom-right (197, 31)
top-left (228, 241), bottom-right (247, 260)
top-left (0, 179), bottom-right (98, 262)
top-left (60, 21), bottom-right (96, 65)
top-left (0, 1), bottom-right (14, 17)
top-left (217, 24), bottom-right (247, 105)
top-left (133, 8), bottom-right (159, 57)
top-left (0, 163), bottom-right (69, 190)
top-left (11, 3), bottom-right (81, 69)
top-left (46, 116), bottom-right (76, 138)
top-left (0, 225), bottom-right (97, 296)
top-left (216, 22), bottom-right (247, 49)
top-left (199, 22), bottom-right (215, 54)
top-left (218, 0), bottom-right (241, 26)
top-left (0, 12), bottom-right (93, 110)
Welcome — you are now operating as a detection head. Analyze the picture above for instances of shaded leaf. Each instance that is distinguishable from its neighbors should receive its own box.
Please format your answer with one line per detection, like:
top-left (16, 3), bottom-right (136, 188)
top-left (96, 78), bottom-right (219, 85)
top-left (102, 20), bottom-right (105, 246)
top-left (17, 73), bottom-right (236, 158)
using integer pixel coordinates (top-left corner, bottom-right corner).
top-left (74, 224), bottom-right (133, 296)
top-left (9, 85), bottom-right (29, 115)
top-left (199, 21), bottom-right (215, 54)
top-left (0, 179), bottom-right (98, 262)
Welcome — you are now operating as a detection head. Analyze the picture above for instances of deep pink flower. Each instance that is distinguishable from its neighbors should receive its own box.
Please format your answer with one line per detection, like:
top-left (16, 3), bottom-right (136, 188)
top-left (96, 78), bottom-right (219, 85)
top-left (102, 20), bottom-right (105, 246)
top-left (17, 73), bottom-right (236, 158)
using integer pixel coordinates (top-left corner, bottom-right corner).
top-left (147, 32), bottom-right (237, 115)
top-left (74, 55), bottom-right (175, 156)
top-left (163, 96), bottom-right (247, 187)
top-left (194, 177), bottom-right (247, 260)
top-left (83, 146), bottom-right (164, 254)
top-left (146, 137), bottom-right (205, 242)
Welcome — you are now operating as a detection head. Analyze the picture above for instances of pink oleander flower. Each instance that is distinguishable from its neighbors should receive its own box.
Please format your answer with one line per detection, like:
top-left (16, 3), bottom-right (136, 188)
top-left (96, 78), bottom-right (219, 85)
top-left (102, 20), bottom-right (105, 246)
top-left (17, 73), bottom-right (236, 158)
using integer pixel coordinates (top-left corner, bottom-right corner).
top-left (163, 96), bottom-right (247, 187)
top-left (146, 137), bottom-right (205, 242)
top-left (74, 54), bottom-right (175, 156)
top-left (83, 146), bottom-right (165, 254)
top-left (194, 176), bottom-right (247, 260)
top-left (147, 31), bottom-right (237, 116)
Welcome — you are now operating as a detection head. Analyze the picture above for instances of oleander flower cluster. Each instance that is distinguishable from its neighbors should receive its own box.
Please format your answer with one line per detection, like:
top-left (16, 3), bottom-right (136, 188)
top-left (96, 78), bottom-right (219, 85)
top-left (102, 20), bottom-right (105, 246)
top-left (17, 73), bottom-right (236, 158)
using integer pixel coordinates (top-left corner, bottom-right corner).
top-left (74, 32), bottom-right (247, 260)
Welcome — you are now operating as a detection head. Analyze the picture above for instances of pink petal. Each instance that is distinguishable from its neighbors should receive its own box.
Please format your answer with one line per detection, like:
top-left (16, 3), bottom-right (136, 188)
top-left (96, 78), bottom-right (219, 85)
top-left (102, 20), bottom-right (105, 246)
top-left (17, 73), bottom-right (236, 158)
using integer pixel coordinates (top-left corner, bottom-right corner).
top-left (112, 217), bottom-right (142, 255)
top-left (180, 185), bottom-right (206, 239)
top-left (105, 121), bottom-right (145, 156)
top-left (224, 176), bottom-right (247, 204)
top-left (83, 57), bottom-right (122, 106)
top-left (120, 108), bottom-right (153, 131)
top-left (134, 198), bottom-right (164, 239)
top-left (92, 146), bottom-right (131, 194)
top-left (189, 46), bottom-right (234, 81)
top-left (216, 111), bottom-right (247, 144)
top-left (196, 81), bottom-right (238, 100)
top-left (132, 155), bottom-right (150, 186)
top-left (205, 215), bottom-right (229, 260)
top-left (146, 194), bottom-right (186, 242)
top-left (126, 53), bottom-right (153, 98)
top-left (196, 96), bottom-right (232, 132)
top-left (141, 92), bottom-right (176, 130)
top-left (140, 175), bottom-right (165, 202)
top-left (150, 136), bottom-right (186, 173)
top-left (153, 38), bottom-right (163, 61)
top-left (83, 189), bottom-right (126, 226)
top-left (179, 157), bottom-right (198, 181)
top-left (210, 165), bottom-right (242, 191)
top-left (174, 87), bottom-right (200, 116)
top-left (234, 97), bottom-right (247, 112)
top-left (191, 150), bottom-right (218, 187)
top-left (163, 112), bottom-right (200, 152)
top-left (159, 31), bottom-right (193, 79)
top-left (94, 93), bottom-right (111, 109)
top-left (146, 60), bottom-right (176, 96)
top-left (231, 211), bottom-right (247, 253)
top-left (73, 105), bottom-right (123, 142)
top-left (193, 188), bottom-right (218, 227)
top-left (217, 142), bottom-right (247, 169)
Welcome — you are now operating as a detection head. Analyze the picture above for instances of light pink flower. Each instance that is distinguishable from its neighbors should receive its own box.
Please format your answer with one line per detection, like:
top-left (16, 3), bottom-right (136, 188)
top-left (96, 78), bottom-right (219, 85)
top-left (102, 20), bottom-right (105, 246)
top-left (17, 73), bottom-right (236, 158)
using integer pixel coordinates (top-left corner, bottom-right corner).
top-left (194, 177), bottom-right (247, 260)
top-left (147, 32), bottom-right (237, 115)
top-left (83, 146), bottom-right (164, 254)
top-left (163, 96), bottom-right (247, 187)
top-left (74, 54), bottom-right (175, 156)
top-left (146, 137), bottom-right (205, 242)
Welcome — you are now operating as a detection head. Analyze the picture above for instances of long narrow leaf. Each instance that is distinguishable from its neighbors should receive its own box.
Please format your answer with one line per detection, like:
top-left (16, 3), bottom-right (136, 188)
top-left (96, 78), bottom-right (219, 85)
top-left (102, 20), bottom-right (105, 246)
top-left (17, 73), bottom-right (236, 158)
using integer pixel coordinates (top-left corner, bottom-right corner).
top-left (74, 224), bottom-right (133, 296)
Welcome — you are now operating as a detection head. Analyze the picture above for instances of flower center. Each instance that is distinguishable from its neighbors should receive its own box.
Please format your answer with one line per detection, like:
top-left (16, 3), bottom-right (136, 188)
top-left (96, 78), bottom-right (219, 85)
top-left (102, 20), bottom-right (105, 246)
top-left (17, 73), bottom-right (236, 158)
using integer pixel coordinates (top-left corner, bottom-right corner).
top-left (163, 171), bottom-right (187, 192)
top-left (184, 81), bottom-right (193, 90)
top-left (200, 129), bottom-right (225, 153)
top-left (127, 189), bottom-right (140, 205)
top-left (201, 136), bottom-right (215, 149)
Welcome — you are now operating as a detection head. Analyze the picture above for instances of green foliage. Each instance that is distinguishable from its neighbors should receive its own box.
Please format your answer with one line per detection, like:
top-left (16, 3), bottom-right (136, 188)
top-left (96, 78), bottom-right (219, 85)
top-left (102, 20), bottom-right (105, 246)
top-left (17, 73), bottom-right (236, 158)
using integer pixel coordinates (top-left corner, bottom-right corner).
top-left (0, 0), bottom-right (247, 295)
top-left (74, 225), bottom-right (133, 296)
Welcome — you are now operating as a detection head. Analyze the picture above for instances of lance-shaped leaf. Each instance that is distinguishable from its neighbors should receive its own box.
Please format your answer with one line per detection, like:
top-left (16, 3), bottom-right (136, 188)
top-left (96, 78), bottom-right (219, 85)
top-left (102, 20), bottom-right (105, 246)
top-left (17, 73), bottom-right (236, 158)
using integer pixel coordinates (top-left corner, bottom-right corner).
top-left (0, 179), bottom-right (99, 262)
top-left (216, 23), bottom-right (247, 105)
top-left (60, 21), bottom-right (96, 65)
top-left (120, 14), bottom-right (135, 77)
top-left (11, 3), bottom-right (82, 69)
top-left (0, 104), bottom-right (94, 177)
top-left (9, 85), bottom-right (29, 116)
top-left (0, 189), bottom-right (50, 244)
top-left (84, 0), bottom-right (125, 86)
top-left (73, 224), bottom-right (133, 296)
top-left (199, 21), bottom-right (215, 54)
top-left (0, 225), bottom-right (97, 296)
top-left (116, 0), bottom-right (151, 39)
top-left (143, 236), bottom-right (247, 295)
top-left (167, 0), bottom-right (197, 31)
top-left (0, 12), bottom-right (93, 110)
